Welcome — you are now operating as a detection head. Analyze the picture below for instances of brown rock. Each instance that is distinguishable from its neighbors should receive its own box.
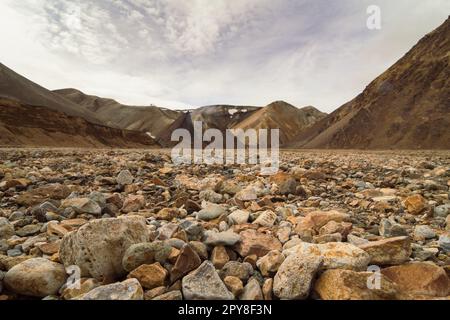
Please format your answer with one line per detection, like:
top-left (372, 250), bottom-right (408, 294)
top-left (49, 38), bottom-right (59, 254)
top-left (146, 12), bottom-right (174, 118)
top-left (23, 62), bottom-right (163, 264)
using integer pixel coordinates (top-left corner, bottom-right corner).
top-left (234, 229), bottom-right (282, 257)
top-left (256, 250), bottom-right (285, 276)
top-left (403, 194), bottom-right (427, 215)
top-left (128, 262), bottom-right (168, 289)
top-left (170, 244), bottom-right (201, 282)
top-left (223, 276), bottom-right (244, 297)
top-left (381, 262), bottom-right (449, 297)
top-left (240, 278), bottom-right (263, 300)
top-left (359, 236), bottom-right (411, 265)
top-left (144, 286), bottom-right (167, 300)
top-left (211, 246), bottom-right (230, 269)
top-left (61, 278), bottom-right (100, 300)
top-left (122, 195), bottom-right (145, 213)
top-left (295, 210), bottom-right (350, 234)
top-left (262, 278), bottom-right (273, 300)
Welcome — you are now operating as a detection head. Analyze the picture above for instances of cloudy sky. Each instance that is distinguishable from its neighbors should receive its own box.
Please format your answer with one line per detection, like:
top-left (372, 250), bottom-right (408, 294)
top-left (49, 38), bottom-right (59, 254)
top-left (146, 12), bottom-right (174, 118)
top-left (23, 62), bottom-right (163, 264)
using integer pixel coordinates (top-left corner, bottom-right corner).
top-left (1, 0), bottom-right (448, 111)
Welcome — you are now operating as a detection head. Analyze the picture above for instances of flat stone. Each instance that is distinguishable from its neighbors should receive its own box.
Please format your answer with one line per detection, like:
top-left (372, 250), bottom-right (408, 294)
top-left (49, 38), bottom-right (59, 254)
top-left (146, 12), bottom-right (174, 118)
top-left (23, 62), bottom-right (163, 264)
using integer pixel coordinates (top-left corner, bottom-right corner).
top-left (358, 236), bottom-right (412, 265)
top-left (196, 204), bottom-right (226, 221)
top-left (61, 198), bottom-right (102, 216)
top-left (76, 278), bottom-right (143, 300)
top-left (182, 261), bottom-right (234, 300)
top-left (203, 230), bottom-right (240, 246)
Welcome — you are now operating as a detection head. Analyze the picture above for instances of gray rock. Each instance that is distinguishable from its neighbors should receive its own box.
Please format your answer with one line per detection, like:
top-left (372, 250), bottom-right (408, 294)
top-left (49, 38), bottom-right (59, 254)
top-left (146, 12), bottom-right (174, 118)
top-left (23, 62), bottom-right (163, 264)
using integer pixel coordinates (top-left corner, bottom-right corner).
top-left (61, 198), bottom-right (102, 216)
top-left (4, 258), bottom-right (67, 297)
top-left (434, 204), bottom-right (450, 217)
top-left (227, 210), bottom-right (249, 225)
top-left (76, 278), bottom-right (143, 300)
top-left (122, 241), bottom-right (172, 272)
top-left (16, 224), bottom-right (41, 237)
top-left (438, 233), bottom-right (450, 253)
top-left (199, 190), bottom-right (223, 203)
top-left (379, 218), bottom-right (407, 237)
top-left (197, 204), bottom-right (226, 221)
top-left (60, 215), bottom-right (149, 280)
top-left (203, 230), bottom-right (240, 246)
top-left (116, 170), bottom-right (134, 185)
top-left (273, 251), bottom-right (323, 300)
top-left (220, 261), bottom-right (254, 281)
top-left (0, 217), bottom-right (14, 240)
top-left (182, 261), bottom-right (234, 300)
top-left (413, 225), bottom-right (436, 239)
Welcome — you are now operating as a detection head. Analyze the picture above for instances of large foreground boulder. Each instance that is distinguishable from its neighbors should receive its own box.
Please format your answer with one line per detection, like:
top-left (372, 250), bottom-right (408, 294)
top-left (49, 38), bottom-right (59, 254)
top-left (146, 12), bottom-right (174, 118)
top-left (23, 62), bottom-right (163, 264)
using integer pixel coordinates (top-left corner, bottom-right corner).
top-left (59, 215), bottom-right (149, 281)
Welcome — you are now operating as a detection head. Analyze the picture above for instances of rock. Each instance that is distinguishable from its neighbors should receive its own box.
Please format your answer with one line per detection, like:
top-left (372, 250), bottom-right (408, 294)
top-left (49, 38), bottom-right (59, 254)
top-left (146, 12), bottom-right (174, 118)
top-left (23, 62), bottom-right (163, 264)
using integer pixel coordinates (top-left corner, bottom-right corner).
top-left (155, 208), bottom-right (185, 220)
top-left (128, 262), bottom-right (168, 289)
top-left (228, 210), bottom-right (249, 225)
top-left (279, 178), bottom-right (298, 195)
top-left (438, 233), bottom-right (450, 253)
top-left (199, 190), bottom-right (223, 203)
top-left (216, 180), bottom-right (242, 195)
top-left (235, 187), bottom-right (257, 201)
top-left (295, 210), bottom-right (350, 234)
top-left (413, 225), bottom-right (436, 240)
top-left (284, 242), bottom-right (370, 271)
top-left (273, 251), bottom-right (322, 300)
top-left (381, 262), bottom-right (449, 297)
top-left (144, 286), bottom-right (167, 300)
top-left (182, 261), bottom-right (234, 300)
top-left (403, 194), bottom-right (427, 215)
top-left (262, 278), bottom-right (273, 300)
top-left (61, 198), bottom-right (102, 216)
top-left (314, 269), bottom-right (401, 300)
top-left (347, 234), bottom-right (370, 246)
top-left (234, 229), bottom-right (282, 257)
top-left (116, 170), bottom-right (134, 185)
top-left (224, 276), bottom-right (243, 297)
top-left (256, 250), bottom-right (285, 276)
top-left (319, 220), bottom-right (352, 238)
top-left (358, 236), bottom-right (412, 265)
top-left (152, 290), bottom-right (183, 300)
top-left (59, 216), bottom-right (149, 281)
top-left (252, 210), bottom-right (277, 227)
top-left (203, 230), bottom-right (240, 246)
top-left (314, 233), bottom-right (342, 243)
top-left (240, 278), bottom-right (263, 300)
top-left (220, 261), bottom-right (254, 281)
top-left (16, 224), bottom-right (41, 237)
top-left (434, 204), bottom-right (450, 217)
top-left (379, 218), bottom-right (408, 237)
top-left (170, 244), bottom-right (202, 282)
top-left (189, 241), bottom-right (208, 260)
top-left (196, 204), bottom-right (226, 221)
top-left (76, 278), bottom-right (143, 300)
top-left (0, 218), bottom-right (14, 240)
top-left (122, 241), bottom-right (172, 272)
top-left (121, 195), bottom-right (145, 213)
top-left (4, 258), bottom-right (67, 297)
top-left (211, 246), bottom-right (229, 269)
top-left (61, 278), bottom-right (100, 300)
top-left (16, 184), bottom-right (71, 206)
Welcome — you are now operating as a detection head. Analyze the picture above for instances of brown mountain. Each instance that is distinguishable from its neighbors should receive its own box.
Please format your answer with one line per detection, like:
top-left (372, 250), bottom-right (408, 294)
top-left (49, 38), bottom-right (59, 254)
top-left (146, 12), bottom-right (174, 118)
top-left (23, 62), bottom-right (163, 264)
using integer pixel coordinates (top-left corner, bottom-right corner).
top-left (0, 64), bottom-right (157, 148)
top-left (287, 17), bottom-right (450, 149)
top-left (232, 101), bottom-right (327, 145)
top-left (54, 88), bottom-right (180, 138)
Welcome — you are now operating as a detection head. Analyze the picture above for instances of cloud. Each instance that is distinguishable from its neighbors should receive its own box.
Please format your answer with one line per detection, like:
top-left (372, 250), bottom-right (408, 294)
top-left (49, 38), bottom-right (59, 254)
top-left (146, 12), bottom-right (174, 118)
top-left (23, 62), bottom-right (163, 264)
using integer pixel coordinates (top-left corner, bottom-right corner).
top-left (1, 0), bottom-right (449, 111)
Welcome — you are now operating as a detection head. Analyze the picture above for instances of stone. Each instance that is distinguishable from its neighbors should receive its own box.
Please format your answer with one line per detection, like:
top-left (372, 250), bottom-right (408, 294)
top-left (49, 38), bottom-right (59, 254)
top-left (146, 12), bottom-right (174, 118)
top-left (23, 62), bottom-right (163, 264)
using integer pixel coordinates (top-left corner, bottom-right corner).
top-left (434, 204), bottom-right (450, 217)
top-left (223, 276), bottom-right (243, 297)
top-left (199, 189), bottom-right (223, 203)
top-left (189, 241), bottom-right (208, 260)
top-left (37, 241), bottom-right (61, 255)
top-left (170, 244), bottom-right (202, 282)
top-left (319, 220), bottom-right (352, 238)
top-left (235, 187), bottom-right (257, 201)
top-left (16, 224), bottom-right (41, 237)
top-left (273, 251), bottom-right (322, 300)
top-left (122, 241), bottom-right (172, 272)
top-left (203, 230), bottom-right (240, 246)
top-left (295, 210), bottom-right (350, 234)
top-left (155, 208), bottom-right (185, 220)
top-left (152, 290), bottom-right (183, 300)
top-left (358, 236), bottom-right (412, 265)
top-left (314, 269), bottom-right (401, 300)
top-left (61, 198), bottom-right (102, 216)
top-left (121, 195), bottom-right (145, 213)
top-left (144, 286), bottom-right (167, 300)
top-left (403, 194), bottom-right (427, 215)
top-left (61, 278), bottom-right (100, 300)
top-left (116, 170), bottom-right (134, 185)
top-left (220, 261), bottom-right (254, 281)
top-left (314, 233), bottom-right (342, 243)
top-left (76, 278), bottom-right (143, 300)
top-left (256, 250), bottom-right (285, 276)
top-left (59, 216), bottom-right (149, 281)
top-left (182, 261), bottom-right (234, 300)
top-left (252, 210), bottom-right (277, 227)
top-left (4, 258), bottom-right (67, 297)
top-left (216, 180), bottom-right (242, 195)
top-left (262, 278), bottom-right (273, 300)
top-left (381, 262), bottom-right (449, 297)
top-left (0, 218), bottom-right (14, 240)
top-left (211, 246), bottom-right (229, 269)
top-left (378, 218), bottom-right (408, 237)
top-left (279, 178), bottom-right (298, 195)
top-left (240, 278), bottom-right (263, 300)
top-left (128, 262), bottom-right (168, 289)
top-left (284, 242), bottom-right (370, 271)
top-left (234, 229), bottom-right (282, 257)
top-left (196, 204), bottom-right (226, 221)
top-left (16, 184), bottom-right (71, 206)
top-left (438, 233), bottom-right (450, 253)
top-left (228, 210), bottom-right (249, 225)
top-left (413, 225), bottom-right (436, 240)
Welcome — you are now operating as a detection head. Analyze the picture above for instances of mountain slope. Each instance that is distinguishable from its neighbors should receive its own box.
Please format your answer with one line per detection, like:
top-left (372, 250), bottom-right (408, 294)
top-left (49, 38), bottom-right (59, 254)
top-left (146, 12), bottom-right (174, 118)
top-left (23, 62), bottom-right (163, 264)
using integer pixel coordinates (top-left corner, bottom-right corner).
top-left (232, 101), bottom-right (327, 145)
top-left (287, 17), bottom-right (450, 149)
top-left (0, 63), bottom-right (102, 125)
top-left (54, 88), bottom-right (180, 137)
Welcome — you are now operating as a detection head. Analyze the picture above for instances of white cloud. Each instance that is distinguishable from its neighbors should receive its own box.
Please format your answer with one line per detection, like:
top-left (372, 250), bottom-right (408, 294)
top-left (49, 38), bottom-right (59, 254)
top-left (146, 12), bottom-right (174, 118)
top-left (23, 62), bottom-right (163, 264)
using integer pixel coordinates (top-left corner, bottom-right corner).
top-left (0, 0), bottom-right (449, 111)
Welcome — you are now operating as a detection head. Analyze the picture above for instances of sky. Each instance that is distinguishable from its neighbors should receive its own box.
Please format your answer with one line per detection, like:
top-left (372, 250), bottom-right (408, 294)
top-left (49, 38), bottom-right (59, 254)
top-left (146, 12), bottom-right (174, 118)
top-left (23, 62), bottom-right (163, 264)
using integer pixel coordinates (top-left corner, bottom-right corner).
top-left (0, 0), bottom-right (449, 111)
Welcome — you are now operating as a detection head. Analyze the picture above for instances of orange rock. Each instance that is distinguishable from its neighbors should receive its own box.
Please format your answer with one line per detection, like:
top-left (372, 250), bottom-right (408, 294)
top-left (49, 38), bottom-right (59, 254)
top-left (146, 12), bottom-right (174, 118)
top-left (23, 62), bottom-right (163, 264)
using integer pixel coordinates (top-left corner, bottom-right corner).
top-left (127, 262), bottom-right (168, 289)
top-left (233, 229), bottom-right (282, 257)
top-left (403, 194), bottom-right (427, 215)
top-left (358, 236), bottom-right (411, 265)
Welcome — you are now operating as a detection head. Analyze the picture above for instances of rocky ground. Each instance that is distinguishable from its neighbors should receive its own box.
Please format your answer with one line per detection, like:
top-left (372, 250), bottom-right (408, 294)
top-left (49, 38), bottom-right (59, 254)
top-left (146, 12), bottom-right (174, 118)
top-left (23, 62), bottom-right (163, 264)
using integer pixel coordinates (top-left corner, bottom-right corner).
top-left (0, 148), bottom-right (449, 300)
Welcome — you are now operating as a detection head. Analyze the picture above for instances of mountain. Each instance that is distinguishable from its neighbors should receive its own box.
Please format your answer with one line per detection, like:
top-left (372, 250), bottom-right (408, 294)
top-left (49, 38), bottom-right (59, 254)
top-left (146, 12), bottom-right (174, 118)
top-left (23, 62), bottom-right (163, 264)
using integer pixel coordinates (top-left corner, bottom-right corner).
top-left (0, 63), bottom-right (102, 125)
top-left (287, 17), bottom-right (450, 149)
top-left (54, 88), bottom-right (180, 138)
top-left (0, 64), bottom-right (157, 148)
top-left (232, 101), bottom-right (327, 145)
top-left (0, 98), bottom-right (156, 148)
